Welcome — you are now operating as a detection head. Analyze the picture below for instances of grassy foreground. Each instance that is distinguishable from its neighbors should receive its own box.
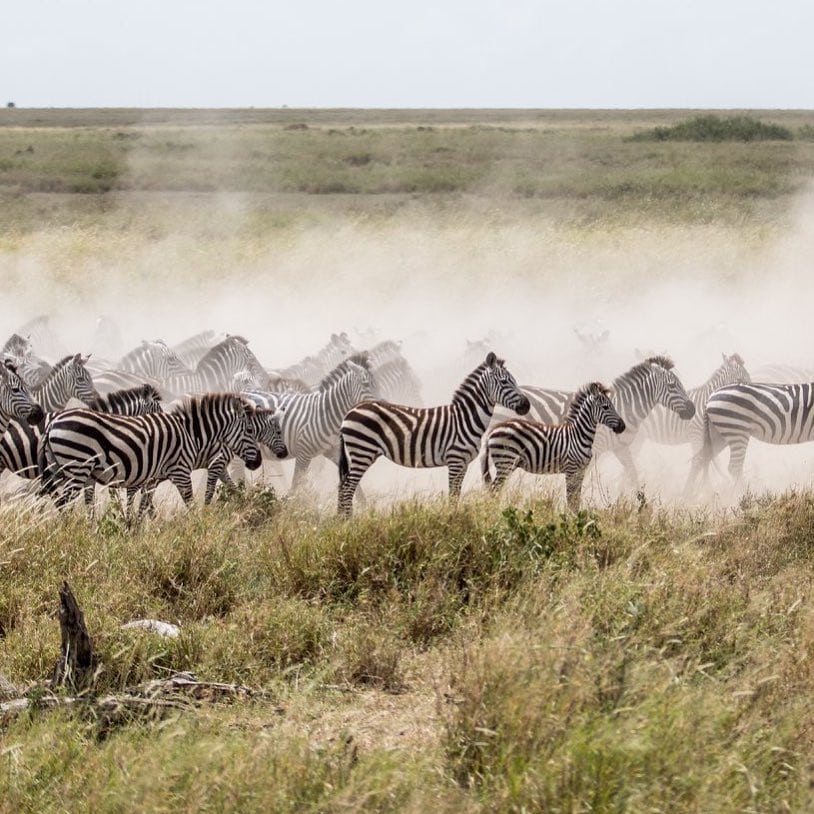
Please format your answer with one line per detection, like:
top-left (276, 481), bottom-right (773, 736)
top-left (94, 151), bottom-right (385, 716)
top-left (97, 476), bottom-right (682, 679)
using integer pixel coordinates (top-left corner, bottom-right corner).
top-left (2, 490), bottom-right (814, 811)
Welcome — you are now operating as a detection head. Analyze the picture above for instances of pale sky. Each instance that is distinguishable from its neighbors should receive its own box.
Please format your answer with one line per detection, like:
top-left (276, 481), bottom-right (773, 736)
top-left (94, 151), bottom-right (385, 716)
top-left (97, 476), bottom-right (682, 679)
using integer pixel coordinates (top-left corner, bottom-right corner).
top-left (3, 0), bottom-right (813, 109)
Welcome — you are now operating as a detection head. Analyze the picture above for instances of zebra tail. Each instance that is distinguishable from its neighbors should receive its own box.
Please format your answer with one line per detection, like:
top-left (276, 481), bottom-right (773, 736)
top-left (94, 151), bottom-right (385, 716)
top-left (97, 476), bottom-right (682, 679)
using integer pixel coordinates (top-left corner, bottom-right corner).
top-left (338, 432), bottom-right (349, 484)
top-left (480, 447), bottom-right (493, 486)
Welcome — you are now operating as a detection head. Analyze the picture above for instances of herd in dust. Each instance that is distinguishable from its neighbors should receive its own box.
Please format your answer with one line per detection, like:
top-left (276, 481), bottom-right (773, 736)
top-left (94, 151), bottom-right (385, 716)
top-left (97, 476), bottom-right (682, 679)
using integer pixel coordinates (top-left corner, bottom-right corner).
top-left (0, 315), bottom-right (812, 521)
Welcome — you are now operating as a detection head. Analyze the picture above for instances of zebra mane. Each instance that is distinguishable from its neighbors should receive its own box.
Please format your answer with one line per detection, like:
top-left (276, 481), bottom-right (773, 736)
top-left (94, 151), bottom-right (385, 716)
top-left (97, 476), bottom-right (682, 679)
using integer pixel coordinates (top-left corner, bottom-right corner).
top-left (615, 355), bottom-right (674, 388)
top-left (48, 354), bottom-right (82, 376)
top-left (728, 352), bottom-right (745, 365)
top-left (317, 353), bottom-right (371, 391)
top-left (87, 383), bottom-right (161, 411)
top-left (643, 355), bottom-right (674, 370)
top-left (170, 392), bottom-right (253, 415)
top-left (566, 382), bottom-right (610, 421)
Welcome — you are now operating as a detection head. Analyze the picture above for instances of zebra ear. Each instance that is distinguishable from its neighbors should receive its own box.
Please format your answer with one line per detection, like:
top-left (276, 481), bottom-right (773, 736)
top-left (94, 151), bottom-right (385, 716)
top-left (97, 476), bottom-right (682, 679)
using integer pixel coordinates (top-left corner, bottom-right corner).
top-left (485, 352), bottom-right (497, 367)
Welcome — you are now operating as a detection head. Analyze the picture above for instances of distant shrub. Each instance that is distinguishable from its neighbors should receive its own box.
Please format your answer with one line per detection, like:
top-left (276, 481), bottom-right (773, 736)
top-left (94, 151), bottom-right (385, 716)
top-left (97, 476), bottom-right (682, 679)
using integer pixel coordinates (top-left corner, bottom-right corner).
top-left (797, 124), bottom-right (814, 141)
top-left (631, 115), bottom-right (794, 143)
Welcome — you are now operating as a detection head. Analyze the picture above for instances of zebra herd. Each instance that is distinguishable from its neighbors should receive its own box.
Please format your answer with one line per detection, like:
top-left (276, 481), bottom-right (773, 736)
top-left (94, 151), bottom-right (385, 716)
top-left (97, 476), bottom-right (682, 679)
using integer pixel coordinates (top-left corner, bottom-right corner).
top-left (2, 316), bottom-right (814, 520)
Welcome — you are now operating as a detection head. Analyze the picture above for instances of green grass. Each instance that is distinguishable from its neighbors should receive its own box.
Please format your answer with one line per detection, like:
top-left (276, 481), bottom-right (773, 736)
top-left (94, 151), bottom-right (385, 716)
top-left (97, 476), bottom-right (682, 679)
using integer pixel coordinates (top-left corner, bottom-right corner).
top-left (2, 492), bottom-right (814, 811)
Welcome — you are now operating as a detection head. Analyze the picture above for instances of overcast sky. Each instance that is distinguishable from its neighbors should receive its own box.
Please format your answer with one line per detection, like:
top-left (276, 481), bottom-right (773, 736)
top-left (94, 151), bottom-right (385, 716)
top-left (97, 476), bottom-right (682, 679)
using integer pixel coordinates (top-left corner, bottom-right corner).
top-left (3, 0), bottom-right (813, 109)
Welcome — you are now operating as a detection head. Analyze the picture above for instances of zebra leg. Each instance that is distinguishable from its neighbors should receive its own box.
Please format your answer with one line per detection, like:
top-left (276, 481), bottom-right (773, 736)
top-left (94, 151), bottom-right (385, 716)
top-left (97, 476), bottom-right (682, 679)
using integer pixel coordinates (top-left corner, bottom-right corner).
top-left (447, 459), bottom-right (469, 499)
top-left (565, 468), bottom-right (586, 512)
top-left (136, 484), bottom-right (159, 522)
top-left (489, 458), bottom-right (517, 493)
top-left (83, 481), bottom-right (96, 516)
top-left (337, 446), bottom-right (379, 518)
top-left (291, 455), bottom-right (313, 492)
top-left (726, 437), bottom-right (750, 486)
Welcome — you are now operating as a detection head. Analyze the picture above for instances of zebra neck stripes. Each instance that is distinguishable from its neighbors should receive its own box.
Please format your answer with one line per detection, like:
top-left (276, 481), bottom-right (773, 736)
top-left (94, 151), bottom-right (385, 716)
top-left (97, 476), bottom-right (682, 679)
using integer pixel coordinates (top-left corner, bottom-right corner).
top-left (31, 354), bottom-right (98, 412)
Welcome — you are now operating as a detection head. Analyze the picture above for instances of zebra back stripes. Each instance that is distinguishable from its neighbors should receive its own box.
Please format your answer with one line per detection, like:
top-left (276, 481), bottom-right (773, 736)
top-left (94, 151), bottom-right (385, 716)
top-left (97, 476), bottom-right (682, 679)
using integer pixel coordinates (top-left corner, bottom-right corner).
top-left (0, 384), bottom-right (165, 481)
top-left (242, 359), bottom-right (376, 490)
top-left (119, 340), bottom-right (192, 380)
top-left (686, 381), bottom-right (814, 493)
top-left (39, 393), bottom-right (262, 515)
top-left (160, 335), bottom-right (269, 398)
top-left (482, 382), bottom-right (625, 509)
top-left (337, 352), bottom-right (530, 516)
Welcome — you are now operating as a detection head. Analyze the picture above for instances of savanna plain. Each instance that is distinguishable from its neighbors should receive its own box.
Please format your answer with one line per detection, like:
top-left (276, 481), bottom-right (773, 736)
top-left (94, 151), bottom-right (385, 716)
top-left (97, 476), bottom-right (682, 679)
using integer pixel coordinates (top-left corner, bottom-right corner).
top-left (2, 108), bottom-right (814, 811)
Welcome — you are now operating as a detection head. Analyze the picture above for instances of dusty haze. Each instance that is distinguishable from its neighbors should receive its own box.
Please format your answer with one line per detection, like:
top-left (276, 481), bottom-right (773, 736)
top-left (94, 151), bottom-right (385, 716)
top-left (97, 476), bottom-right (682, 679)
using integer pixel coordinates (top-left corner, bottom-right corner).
top-left (3, 134), bottom-right (814, 508)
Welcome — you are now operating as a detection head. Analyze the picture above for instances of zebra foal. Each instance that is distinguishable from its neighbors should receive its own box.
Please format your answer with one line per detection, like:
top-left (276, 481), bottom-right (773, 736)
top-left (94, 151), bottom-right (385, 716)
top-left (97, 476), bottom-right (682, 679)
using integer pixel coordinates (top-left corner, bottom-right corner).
top-left (482, 382), bottom-right (625, 510)
top-left (337, 352), bottom-right (530, 517)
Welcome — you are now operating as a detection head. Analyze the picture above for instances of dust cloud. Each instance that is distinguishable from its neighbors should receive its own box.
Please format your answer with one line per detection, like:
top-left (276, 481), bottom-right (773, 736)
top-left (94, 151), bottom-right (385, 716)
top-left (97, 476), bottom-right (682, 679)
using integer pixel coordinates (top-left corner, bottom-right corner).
top-left (3, 161), bottom-right (814, 510)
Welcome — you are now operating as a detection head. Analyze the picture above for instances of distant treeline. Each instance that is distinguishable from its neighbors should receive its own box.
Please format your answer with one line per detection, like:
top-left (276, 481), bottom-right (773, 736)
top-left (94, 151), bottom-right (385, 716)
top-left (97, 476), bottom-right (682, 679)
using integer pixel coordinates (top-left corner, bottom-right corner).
top-left (631, 114), bottom-right (814, 143)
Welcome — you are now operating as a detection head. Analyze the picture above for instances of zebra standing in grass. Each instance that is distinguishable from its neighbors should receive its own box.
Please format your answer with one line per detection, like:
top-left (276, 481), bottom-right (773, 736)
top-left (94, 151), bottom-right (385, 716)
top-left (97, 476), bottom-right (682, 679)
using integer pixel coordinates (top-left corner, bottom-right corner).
top-left (481, 382), bottom-right (625, 509)
top-left (0, 385), bottom-right (164, 483)
top-left (337, 352), bottom-right (530, 517)
top-left (241, 358), bottom-right (378, 491)
top-left (29, 354), bottom-right (98, 411)
top-left (160, 335), bottom-right (270, 398)
top-left (0, 362), bottom-right (44, 434)
top-left (684, 382), bottom-right (814, 495)
top-left (638, 353), bottom-right (750, 453)
top-left (498, 356), bottom-right (695, 485)
top-left (39, 394), bottom-right (263, 518)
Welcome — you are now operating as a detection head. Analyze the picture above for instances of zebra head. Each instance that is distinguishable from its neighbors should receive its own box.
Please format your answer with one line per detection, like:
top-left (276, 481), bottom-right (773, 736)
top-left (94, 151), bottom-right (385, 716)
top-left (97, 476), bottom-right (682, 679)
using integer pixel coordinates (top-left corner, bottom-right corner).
top-left (151, 340), bottom-right (192, 377)
top-left (647, 357), bottom-right (695, 420)
top-left (721, 352), bottom-right (751, 385)
top-left (250, 407), bottom-right (288, 459)
top-left (585, 382), bottom-right (625, 434)
top-left (343, 359), bottom-right (379, 402)
top-left (0, 361), bottom-right (44, 425)
top-left (480, 352), bottom-right (530, 415)
top-left (66, 353), bottom-right (99, 403)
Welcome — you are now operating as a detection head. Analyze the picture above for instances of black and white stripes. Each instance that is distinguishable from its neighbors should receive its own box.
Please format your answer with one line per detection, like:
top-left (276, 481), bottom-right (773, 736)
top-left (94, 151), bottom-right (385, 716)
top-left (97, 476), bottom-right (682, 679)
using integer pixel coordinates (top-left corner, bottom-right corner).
top-left (481, 382), bottom-right (625, 509)
top-left (337, 352), bottom-right (529, 516)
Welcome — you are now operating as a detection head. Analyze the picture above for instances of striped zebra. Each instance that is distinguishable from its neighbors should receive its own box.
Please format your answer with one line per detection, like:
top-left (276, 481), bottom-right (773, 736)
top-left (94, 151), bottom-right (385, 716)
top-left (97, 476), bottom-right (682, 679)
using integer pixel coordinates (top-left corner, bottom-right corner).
top-left (337, 352), bottom-right (530, 517)
top-left (30, 353), bottom-right (98, 411)
top-left (499, 356), bottom-right (695, 485)
top-left (638, 353), bottom-right (750, 453)
top-left (277, 333), bottom-right (355, 387)
top-left (39, 394), bottom-right (264, 517)
top-left (160, 335), bottom-right (269, 398)
top-left (241, 358), bottom-right (377, 491)
top-left (3, 333), bottom-right (52, 387)
top-left (171, 330), bottom-right (221, 368)
top-left (0, 362), bottom-right (44, 434)
top-left (481, 382), bottom-right (626, 509)
top-left (119, 340), bottom-right (192, 380)
top-left (685, 382), bottom-right (814, 495)
top-left (0, 384), bottom-right (164, 483)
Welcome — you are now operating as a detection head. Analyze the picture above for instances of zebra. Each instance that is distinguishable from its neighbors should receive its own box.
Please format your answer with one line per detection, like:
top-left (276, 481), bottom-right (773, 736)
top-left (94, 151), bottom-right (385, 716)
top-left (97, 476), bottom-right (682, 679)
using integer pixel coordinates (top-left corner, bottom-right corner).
top-left (0, 384), bottom-right (164, 483)
top-left (29, 353), bottom-right (98, 411)
top-left (481, 382), bottom-right (625, 509)
top-left (160, 335), bottom-right (270, 398)
top-left (171, 330), bottom-right (221, 368)
top-left (241, 358), bottom-right (377, 492)
top-left (2, 332), bottom-right (52, 387)
top-left (498, 356), bottom-right (695, 486)
top-left (638, 353), bottom-right (750, 453)
top-left (684, 382), bottom-right (814, 495)
top-left (0, 362), bottom-right (44, 434)
top-left (118, 340), bottom-right (192, 380)
top-left (277, 333), bottom-right (355, 387)
top-left (38, 393), bottom-right (263, 518)
top-left (337, 352), bottom-right (530, 517)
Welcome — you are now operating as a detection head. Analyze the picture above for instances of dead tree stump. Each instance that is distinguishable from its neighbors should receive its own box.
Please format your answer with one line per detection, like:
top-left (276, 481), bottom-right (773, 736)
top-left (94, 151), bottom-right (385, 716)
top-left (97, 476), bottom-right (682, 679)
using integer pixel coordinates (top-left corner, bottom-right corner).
top-left (51, 581), bottom-right (96, 691)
